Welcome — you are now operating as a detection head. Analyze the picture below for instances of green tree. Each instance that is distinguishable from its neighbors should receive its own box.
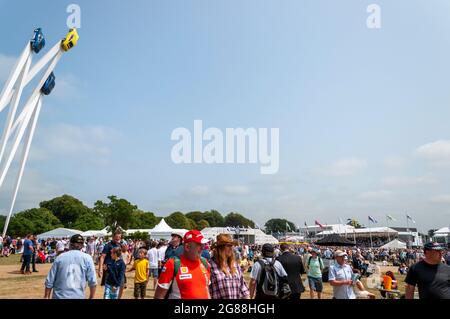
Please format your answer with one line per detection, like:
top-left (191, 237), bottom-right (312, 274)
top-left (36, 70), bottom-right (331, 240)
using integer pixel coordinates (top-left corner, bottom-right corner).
top-left (185, 211), bottom-right (205, 223)
top-left (129, 210), bottom-right (158, 229)
top-left (427, 229), bottom-right (437, 240)
top-left (40, 194), bottom-right (91, 228)
top-left (8, 208), bottom-right (63, 237)
top-left (203, 210), bottom-right (225, 227)
top-left (72, 210), bottom-right (104, 231)
top-left (93, 195), bottom-right (138, 232)
top-left (0, 215), bottom-right (6, 232)
top-left (196, 219), bottom-right (210, 230)
top-left (264, 218), bottom-right (296, 233)
top-left (224, 212), bottom-right (255, 228)
top-left (125, 231), bottom-right (149, 240)
top-left (187, 218), bottom-right (197, 230)
top-left (165, 212), bottom-right (193, 229)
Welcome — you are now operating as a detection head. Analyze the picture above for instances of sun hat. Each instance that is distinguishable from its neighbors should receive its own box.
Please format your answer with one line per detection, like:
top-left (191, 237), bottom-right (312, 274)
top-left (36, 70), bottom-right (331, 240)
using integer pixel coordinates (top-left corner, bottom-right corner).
top-left (213, 234), bottom-right (238, 248)
top-left (334, 250), bottom-right (348, 257)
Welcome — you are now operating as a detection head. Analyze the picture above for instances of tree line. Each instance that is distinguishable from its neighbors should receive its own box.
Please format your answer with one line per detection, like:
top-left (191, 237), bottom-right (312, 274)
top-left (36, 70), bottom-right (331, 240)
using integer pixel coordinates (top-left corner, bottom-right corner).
top-left (0, 194), bottom-right (264, 237)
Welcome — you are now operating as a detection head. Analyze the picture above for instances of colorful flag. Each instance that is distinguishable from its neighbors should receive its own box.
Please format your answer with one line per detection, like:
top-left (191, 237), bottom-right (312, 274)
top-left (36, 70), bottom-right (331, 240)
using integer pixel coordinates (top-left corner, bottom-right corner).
top-left (406, 214), bottom-right (416, 224)
top-left (368, 216), bottom-right (378, 223)
top-left (386, 214), bottom-right (396, 221)
top-left (315, 220), bottom-right (325, 229)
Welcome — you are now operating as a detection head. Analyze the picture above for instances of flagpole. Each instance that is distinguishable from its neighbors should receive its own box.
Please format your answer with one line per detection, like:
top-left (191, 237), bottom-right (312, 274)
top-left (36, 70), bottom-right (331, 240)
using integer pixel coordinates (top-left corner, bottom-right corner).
top-left (406, 214), bottom-right (410, 249)
top-left (368, 217), bottom-right (373, 249)
top-left (386, 215), bottom-right (391, 242)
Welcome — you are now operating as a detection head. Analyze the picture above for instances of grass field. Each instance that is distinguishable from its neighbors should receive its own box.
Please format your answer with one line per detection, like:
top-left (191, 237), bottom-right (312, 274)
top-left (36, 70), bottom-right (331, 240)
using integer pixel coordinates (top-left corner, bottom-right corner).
top-left (0, 254), bottom-right (406, 299)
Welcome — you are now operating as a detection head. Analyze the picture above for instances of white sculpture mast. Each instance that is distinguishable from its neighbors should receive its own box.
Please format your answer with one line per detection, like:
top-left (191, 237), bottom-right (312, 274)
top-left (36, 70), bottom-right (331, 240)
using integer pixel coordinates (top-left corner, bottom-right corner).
top-left (0, 28), bottom-right (79, 237)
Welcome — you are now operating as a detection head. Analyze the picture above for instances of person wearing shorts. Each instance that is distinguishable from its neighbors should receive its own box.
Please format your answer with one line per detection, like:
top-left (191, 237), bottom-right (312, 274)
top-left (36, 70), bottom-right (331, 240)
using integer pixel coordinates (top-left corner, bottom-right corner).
top-left (129, 248), bottom-right (149, 299)
top-left (306, 248), bottom-right (324, 299)
top-left (148, 241), bottom-right (159, 290)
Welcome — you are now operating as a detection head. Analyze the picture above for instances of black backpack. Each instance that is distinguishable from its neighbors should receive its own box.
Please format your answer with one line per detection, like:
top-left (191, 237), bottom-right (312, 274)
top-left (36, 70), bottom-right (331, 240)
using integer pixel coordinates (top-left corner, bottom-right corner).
top-left (256, 259), bottom-right (291, 299)
top-left (308, 256), bottom-right (323, 270)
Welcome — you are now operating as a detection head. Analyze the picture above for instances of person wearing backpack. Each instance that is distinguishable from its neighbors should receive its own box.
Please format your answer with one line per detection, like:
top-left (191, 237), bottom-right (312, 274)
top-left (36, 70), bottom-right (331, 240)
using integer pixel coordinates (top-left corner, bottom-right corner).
top-left (306, 248), bottom-right (324, 299)
top-left (249, 243), bottom-right (289, 299)
top-left (154, 230), bottom-right (211, 299)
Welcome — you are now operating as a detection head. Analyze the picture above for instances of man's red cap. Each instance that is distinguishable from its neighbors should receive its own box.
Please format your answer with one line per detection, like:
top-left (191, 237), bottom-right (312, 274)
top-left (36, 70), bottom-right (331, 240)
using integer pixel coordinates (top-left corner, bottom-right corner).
top-left (183, 230), bottom-right (208, 244)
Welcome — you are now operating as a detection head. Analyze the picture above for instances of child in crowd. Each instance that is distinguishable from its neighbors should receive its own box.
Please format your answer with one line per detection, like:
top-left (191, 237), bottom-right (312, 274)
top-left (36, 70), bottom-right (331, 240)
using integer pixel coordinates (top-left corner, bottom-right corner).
top-left (398, 263), bottom-right (408, 275)
top-left (129, 248), bottom-right (149, 299)
top-left (104, 247), bottom-right (126, 299)
top-left (118, 244), bottom-right (130, 299)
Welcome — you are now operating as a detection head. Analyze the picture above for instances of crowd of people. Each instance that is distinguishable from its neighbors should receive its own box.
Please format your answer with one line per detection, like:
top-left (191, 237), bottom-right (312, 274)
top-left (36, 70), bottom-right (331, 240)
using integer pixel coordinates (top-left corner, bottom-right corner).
top-left (1, 231), bottom-right (449, 299)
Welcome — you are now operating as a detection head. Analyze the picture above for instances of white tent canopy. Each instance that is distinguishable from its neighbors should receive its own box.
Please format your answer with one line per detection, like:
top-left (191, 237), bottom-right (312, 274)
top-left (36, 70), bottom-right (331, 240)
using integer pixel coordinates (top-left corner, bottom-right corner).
top-left (434, 227), bottom-right (450, 237)
top-left (151, 219), bottom-right (172, 232)
top-left (149, 219), bottom-right (187, 241)
top-left (317, 227), bottom-right (398, 237)
top-left (381, 239), bottom-right (407, 249)
top-left (80, 229), bottom-right (108, 238)
top-left (37, 228), bottom-right (82, 240)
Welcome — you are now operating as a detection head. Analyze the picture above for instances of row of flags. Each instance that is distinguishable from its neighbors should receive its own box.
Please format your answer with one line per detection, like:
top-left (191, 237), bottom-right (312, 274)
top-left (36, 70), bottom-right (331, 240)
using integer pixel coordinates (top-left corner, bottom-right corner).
top-left (245, 213), bottom-right (417, 234)
top-left (368, 214), bottom-right (416, 224)
top-left (304, 213), bottom-right (416, 231)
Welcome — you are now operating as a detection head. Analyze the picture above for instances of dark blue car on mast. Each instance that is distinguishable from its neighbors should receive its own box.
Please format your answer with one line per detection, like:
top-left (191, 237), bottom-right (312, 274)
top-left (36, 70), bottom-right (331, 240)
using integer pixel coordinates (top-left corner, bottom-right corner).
top-left (30, 28), bottom-right (45, 53)
top-left (41, 72), bottom-right (56, 95)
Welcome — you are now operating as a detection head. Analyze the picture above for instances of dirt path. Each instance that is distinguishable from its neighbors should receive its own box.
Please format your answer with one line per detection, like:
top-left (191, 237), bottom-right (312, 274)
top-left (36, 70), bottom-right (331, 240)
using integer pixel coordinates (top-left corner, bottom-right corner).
top-left (0, 257), bottom-right (403, 299)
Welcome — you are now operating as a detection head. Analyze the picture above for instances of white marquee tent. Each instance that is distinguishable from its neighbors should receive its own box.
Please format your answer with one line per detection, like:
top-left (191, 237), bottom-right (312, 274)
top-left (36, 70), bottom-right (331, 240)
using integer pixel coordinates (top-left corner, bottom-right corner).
top-left (434, 227), bottom-right (449, 237)
top-left (80, 229), bottom-right (108, 238)
top-left (433, 227), bottom-right (450, 243)
top-left (149, 219), bottom-right (187, 241)
top-left (380, 239), bottom-right (407, 249)
top-left (37, 228), bottom-right (82, 240)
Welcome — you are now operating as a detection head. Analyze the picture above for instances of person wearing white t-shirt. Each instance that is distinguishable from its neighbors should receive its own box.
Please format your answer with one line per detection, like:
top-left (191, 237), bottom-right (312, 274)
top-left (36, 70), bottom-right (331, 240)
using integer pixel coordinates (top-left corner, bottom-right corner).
top-left (147, 242), bottom-right (159, 290)
top-left (56, 239), bottom-right (65, 256)
top-left (157, 241), bottom-right (167, 277)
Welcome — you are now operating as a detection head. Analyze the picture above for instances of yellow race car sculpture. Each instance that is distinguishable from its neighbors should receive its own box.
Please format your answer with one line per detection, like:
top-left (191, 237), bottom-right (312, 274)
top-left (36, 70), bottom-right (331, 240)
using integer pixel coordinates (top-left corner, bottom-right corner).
top-left (61, 28), bottom-right (79, 51)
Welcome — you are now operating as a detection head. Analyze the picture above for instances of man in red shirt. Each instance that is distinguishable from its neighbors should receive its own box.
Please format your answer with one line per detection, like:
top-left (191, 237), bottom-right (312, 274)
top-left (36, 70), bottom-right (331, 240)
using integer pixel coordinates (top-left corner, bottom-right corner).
top-left (154, 230), bottom-right (210, 299)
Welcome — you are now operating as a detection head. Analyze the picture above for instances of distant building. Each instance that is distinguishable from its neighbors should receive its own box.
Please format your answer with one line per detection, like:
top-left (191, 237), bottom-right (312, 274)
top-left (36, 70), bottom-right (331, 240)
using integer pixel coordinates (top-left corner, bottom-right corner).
top-left (390, 227), bottom-right (424, 247)
top-left (299, 224), bottom-right (356, 238)
top-left (433, 227), bottom-right (450, 244)
top-left (201, 227), bottom-right (278, 245)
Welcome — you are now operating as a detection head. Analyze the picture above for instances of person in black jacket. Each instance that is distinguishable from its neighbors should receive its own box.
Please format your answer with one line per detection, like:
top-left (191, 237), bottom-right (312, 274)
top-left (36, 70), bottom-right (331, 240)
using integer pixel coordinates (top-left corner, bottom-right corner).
top-left (277, 243), bottom-right (306, 299)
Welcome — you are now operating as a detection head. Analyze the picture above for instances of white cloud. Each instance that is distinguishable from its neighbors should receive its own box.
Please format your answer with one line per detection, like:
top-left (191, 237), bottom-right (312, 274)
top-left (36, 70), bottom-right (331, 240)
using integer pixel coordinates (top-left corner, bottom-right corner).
top-left (0, 169), bottom-right (62, 213)
top-left (31, 123), bottom-right (120, 163)
top-left (222, 185), bottom-right (250, 195)
top-left (416, 140), bottom-right (450, 164)
top-left (359, 190), bottom-right (392, 200)
top-left (381, 175), bottom-right (437, 187)
top-left (321, 158), bottom-right (368, 177)
top-left (430, 194), bottom-right (450, 204)
top-left (383, 156), bottom-right (406, 168)
top-left (0, 54), bottom-right (16, 82)
top-left (51, 73), bottom-right (81, 100)
top-left (188, 185), bottom-right (209, 196)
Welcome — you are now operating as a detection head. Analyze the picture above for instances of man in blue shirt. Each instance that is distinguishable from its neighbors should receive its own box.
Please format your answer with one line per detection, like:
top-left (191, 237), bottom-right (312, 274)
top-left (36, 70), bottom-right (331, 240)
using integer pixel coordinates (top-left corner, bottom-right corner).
top-left (163, 231), bottom-right (184, 263)
top-left (20, 234), bottom-right (34, 274)
top-left (44, 234), bottom-right (97, 299)
top-left (328, 250), bottom-right (356, 299)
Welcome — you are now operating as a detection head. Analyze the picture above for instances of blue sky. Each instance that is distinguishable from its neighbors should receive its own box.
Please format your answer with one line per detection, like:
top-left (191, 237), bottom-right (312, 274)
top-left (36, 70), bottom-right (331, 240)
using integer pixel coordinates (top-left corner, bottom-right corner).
top-left (1, 0), bottom-right (450, 232)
